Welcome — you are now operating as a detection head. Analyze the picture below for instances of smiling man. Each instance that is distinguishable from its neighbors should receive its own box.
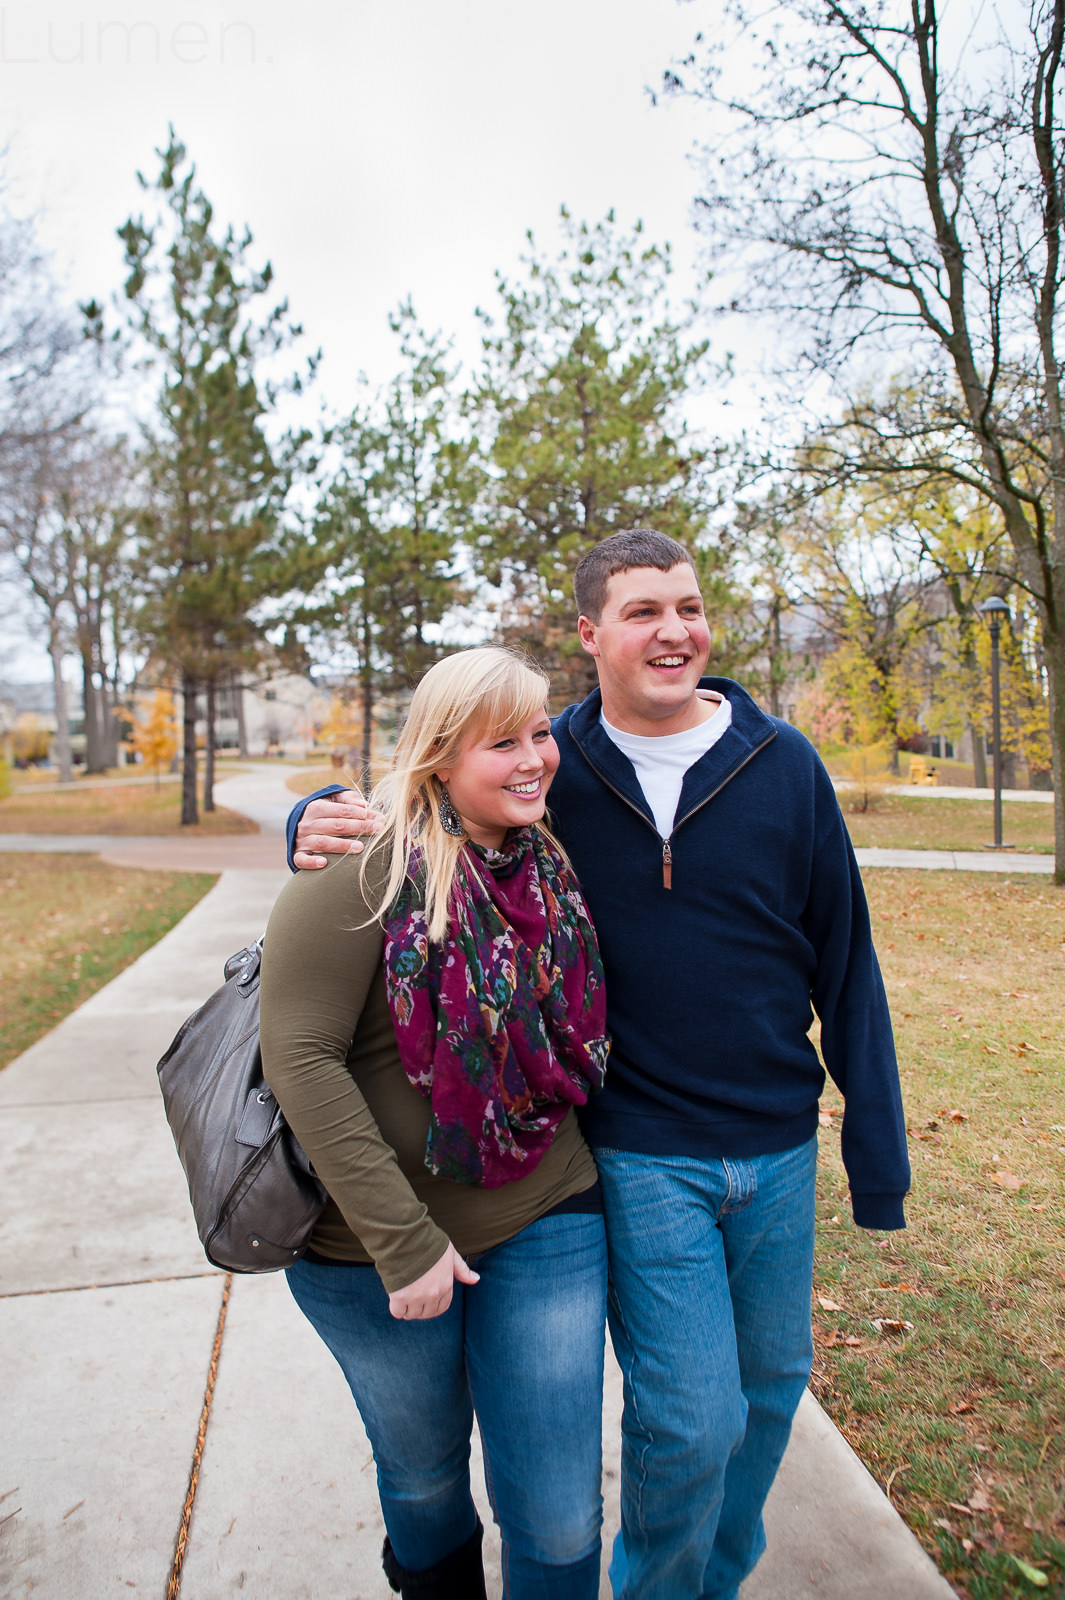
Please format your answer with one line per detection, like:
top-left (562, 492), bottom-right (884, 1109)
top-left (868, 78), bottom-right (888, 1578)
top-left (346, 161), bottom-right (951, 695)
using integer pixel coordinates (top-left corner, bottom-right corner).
top-left (288, 529), bottom-right (909, 1600)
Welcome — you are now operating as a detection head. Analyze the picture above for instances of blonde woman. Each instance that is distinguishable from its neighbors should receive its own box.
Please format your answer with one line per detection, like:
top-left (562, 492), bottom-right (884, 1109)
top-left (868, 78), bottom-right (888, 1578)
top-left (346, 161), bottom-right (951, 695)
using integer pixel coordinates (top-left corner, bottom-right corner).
top-left (259, 648), bottom-right (610, 1600)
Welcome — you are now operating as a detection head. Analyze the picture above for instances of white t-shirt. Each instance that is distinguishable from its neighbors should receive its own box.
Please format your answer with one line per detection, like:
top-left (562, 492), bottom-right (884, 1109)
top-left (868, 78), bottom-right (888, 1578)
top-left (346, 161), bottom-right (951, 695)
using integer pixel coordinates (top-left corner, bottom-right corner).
top-left (601, 693), bottom-right (733, 839)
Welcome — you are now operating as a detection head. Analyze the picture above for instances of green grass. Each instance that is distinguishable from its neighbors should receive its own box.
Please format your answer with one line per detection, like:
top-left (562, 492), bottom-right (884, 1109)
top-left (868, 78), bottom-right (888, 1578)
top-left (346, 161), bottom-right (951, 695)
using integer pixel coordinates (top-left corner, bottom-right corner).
top-left (814, 870), bottom-right (1065, 1597)
top-left (842, 794), bottom-right (1055, 853)
top-left (0, 855), bottom-right (217, 1070)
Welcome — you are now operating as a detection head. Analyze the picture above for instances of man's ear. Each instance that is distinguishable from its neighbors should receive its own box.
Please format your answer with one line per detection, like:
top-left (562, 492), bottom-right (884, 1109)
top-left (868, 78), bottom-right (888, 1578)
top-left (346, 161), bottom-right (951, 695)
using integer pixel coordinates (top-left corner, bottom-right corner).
top-left (577, 615), bottom-right (599, 656)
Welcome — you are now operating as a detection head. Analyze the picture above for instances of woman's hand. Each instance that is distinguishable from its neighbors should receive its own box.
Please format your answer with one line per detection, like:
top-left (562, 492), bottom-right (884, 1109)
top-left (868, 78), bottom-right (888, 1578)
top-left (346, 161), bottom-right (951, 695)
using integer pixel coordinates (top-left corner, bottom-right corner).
top-left (293, 790), bottom-right (383, 870)
top-left (387, 1244), bottom-right (480, 1321)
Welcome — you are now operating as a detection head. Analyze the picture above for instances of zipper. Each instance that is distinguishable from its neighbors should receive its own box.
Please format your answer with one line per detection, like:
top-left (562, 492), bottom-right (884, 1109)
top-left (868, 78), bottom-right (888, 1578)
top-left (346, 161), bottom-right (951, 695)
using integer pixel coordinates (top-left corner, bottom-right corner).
top-left (570, 723), bottom-right (778, 892)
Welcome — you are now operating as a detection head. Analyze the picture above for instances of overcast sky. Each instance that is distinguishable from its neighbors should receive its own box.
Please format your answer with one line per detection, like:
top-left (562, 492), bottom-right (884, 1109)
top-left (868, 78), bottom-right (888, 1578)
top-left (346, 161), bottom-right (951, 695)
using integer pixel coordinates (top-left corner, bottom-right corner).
top-left (1, 0), bottom-right (766, 679)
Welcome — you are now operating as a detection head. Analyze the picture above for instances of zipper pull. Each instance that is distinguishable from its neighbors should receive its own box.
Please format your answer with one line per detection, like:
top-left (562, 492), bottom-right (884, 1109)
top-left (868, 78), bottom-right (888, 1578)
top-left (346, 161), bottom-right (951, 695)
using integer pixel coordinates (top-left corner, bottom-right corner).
top-left (662, 838), bottom-right (673, 890)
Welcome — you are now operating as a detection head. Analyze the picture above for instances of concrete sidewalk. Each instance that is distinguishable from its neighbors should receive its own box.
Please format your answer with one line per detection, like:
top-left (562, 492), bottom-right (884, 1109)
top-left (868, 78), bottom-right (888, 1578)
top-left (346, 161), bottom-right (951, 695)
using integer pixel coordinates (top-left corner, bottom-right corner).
top-left (0, 771), bottom-right (958, 1598)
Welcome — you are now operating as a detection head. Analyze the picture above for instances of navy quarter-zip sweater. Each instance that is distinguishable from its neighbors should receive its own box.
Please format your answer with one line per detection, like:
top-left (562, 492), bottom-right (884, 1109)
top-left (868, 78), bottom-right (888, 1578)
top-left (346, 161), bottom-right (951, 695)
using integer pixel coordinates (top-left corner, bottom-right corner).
top-left (286, 678), bottom-right (910, 1231)
top-left (551, 680), bottom-right (908, 1231)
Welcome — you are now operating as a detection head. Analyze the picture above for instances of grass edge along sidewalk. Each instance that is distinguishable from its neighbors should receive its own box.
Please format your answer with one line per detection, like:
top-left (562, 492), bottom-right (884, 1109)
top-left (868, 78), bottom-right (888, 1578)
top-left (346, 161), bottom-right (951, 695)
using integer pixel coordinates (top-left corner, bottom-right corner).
top-left (814, 867), bottom-right (1065, 1600)
top-left (0, 854), bottom-right (217, 1072)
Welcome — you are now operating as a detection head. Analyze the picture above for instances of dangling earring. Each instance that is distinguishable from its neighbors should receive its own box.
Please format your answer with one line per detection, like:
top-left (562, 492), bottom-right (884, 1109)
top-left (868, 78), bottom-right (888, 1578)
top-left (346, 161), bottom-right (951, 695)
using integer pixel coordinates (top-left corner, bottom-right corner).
top-left (438, 782), bottom-right (464, 837)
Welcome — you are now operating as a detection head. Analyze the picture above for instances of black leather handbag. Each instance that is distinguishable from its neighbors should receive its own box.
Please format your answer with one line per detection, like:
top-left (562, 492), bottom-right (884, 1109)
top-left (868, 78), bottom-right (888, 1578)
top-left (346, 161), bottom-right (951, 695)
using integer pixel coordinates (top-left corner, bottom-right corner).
top-left (157, 940), bottom-right (327, 1273)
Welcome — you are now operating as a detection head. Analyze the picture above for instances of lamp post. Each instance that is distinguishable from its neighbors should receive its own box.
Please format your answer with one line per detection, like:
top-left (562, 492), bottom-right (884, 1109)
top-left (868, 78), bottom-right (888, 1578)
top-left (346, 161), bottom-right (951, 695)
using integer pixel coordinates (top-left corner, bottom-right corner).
top-left (979, 596), bottom-right (1012, 849)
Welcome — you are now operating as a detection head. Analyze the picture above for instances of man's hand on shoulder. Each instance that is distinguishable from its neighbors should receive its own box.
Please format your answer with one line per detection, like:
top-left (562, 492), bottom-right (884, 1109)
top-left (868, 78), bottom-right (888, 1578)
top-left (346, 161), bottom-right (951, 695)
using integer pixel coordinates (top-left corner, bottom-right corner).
top-left (293, 789), bottom-right (382, 870)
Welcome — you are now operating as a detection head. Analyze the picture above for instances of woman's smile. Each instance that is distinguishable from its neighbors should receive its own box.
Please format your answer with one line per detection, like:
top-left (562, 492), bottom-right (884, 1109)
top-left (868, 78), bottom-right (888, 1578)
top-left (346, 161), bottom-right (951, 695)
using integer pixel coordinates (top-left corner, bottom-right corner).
top-left (436, 711), bottom-right (559, 848)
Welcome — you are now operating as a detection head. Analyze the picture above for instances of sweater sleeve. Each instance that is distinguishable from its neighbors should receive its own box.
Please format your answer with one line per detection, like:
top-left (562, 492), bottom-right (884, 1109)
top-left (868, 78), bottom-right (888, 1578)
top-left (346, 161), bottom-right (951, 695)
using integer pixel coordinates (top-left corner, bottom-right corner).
top-left (802, 762), bottom-right (911, 1230)
top-left (285, 783), bottom-right (346, 871)
top-left (259, 853), bottom-right (451, 1290)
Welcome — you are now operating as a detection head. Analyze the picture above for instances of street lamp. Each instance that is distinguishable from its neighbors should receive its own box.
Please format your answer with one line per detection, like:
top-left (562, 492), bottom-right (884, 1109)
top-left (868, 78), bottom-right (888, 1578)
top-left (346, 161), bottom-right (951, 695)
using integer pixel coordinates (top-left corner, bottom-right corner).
top-left (978, 597), bottom-right (1013, 850)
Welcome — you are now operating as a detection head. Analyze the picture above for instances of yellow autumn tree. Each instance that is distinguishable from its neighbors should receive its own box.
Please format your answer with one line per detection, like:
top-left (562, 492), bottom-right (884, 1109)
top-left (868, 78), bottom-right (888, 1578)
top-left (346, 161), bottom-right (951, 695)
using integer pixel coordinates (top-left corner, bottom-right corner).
top-left (126, 689), bottom-right (179, 788)
top-left (315, 695), bottom-right (364, 769)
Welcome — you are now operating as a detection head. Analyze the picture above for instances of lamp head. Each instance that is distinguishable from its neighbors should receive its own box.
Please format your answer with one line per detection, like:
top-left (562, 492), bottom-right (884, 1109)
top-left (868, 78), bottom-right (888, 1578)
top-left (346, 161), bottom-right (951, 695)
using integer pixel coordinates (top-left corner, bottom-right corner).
top-left (979, 597), bottom-right (1010, 619)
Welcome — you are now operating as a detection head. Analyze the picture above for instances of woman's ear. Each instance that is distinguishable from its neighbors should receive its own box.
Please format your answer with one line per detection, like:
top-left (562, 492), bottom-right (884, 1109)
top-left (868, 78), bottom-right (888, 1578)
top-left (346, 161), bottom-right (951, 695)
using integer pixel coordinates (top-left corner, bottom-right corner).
top-left (433, 767), bottom-right (451, 785)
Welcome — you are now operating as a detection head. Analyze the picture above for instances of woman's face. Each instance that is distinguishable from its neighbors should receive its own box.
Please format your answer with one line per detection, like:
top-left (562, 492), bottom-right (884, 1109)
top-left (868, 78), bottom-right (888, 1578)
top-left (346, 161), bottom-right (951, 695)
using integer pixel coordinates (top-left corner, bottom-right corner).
top-left (436, 708), bottom-right (559, 849)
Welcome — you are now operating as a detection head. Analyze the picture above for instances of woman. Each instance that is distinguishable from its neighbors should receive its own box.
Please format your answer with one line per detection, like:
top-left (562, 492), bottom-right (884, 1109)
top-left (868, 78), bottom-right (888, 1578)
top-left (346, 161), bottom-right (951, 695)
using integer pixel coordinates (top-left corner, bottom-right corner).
top-left (259, 647), bottom-right (610, 1600)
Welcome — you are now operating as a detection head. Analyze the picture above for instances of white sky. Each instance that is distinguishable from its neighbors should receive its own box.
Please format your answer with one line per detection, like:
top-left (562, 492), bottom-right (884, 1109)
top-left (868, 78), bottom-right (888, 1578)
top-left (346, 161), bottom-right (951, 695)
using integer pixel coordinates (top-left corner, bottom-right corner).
top-left (0, 0), bottom-right (770, 679)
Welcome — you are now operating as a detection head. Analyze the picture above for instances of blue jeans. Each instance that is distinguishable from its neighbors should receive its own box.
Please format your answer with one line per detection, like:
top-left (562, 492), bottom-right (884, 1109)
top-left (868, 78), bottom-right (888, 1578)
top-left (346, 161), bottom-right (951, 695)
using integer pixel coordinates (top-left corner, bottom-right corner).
top-left (595, 1136), bottom-right (817, 1600)
top-left (287, 1210), bottom-right (607, 1600)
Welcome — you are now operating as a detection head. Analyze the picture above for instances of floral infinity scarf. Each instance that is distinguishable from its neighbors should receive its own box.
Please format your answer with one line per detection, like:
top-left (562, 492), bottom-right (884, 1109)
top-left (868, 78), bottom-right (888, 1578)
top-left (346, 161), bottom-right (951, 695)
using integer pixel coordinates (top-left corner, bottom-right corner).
top-left (383, 827), bottom-right (610, 1188)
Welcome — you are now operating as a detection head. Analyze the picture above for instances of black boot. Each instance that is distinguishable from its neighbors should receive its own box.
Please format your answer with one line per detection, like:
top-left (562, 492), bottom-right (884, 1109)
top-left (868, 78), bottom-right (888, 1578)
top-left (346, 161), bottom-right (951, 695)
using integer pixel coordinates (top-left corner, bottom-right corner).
top-left (381, 1520), bottom-right (487, 1599)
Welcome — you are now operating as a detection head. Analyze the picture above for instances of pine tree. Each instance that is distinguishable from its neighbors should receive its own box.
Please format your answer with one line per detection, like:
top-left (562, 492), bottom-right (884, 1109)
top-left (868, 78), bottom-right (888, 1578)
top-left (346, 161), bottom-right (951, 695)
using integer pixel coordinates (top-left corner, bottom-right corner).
top-left (119, 130), bottom-right (319, 823)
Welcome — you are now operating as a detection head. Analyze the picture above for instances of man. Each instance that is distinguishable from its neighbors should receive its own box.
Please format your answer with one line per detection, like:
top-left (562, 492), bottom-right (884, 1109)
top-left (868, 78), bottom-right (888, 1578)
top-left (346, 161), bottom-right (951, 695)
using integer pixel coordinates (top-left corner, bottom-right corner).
top-left (289, 529), bottom-right (909, 1600)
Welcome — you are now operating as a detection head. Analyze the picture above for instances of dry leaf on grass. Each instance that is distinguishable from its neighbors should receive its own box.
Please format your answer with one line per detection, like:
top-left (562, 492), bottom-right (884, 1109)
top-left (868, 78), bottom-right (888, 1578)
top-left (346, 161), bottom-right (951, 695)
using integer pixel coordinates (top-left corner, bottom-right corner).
top-left (817, 1296), bottom-right (844, 1312)
top-left (1011, 1555), bottom-right (1050, 1587)
top-left (948, 1400), bottom-right (974, 1415)
top-left (871, 1318), bottom-right (914, 1335)
top-left (824, 1329), bottom-right (862, 1348)
top-left (991, 1171), bottom-right (1024, 1191)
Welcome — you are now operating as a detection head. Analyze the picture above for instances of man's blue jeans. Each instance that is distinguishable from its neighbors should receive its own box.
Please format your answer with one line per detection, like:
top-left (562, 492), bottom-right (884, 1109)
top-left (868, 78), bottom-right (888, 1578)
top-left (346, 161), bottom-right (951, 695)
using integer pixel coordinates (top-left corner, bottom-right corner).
top-left (286, 1210), bottom-right (607, 1599)
top-left (595, 1136), bottom-right (817, 1600)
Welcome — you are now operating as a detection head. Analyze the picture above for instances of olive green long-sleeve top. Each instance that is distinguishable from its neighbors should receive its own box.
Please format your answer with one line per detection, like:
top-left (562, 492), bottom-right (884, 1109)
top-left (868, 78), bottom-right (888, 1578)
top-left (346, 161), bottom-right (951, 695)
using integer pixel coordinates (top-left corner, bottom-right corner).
top-left (259, 852), bottom-right (599, 1293)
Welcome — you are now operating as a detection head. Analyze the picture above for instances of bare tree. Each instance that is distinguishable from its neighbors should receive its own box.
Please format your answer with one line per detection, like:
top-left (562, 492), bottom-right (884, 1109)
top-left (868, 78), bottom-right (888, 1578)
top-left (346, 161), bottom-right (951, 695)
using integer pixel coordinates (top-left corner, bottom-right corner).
top-left (0, 446), bottom-right (76, 781)
top-left (668, 0), bottom-right (1065, 878)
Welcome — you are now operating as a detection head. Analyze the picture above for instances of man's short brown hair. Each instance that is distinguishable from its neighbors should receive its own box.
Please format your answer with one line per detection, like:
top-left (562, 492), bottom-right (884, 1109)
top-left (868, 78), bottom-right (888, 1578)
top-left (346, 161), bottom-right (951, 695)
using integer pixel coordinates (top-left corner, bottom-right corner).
top-left (573, 529), bottom-right (697, 623)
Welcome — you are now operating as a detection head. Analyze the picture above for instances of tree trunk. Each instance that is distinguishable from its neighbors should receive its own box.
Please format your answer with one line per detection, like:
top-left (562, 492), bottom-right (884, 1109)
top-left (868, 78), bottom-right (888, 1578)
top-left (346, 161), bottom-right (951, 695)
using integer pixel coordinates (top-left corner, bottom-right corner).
top-left (82, 665), bottom-right (106, 774)
top-left (969, 722), bottom-right (988, 789)
top-left (767, 594), bottom-right (784, 718)
top-left (101, 676), bottom-right (119, 769)
top-left (49, 629), bottom-right (74, 784)
top-left (204, 677), bottom-right (216, 812)
top-left (234, 671), bottom-right (249, 758)
top-left (181, 672), bottom-right (199, 826)
top-left (1044, 626), bottom-right (1065, 884)
top-left (360, 670), bottom-right (374, 794)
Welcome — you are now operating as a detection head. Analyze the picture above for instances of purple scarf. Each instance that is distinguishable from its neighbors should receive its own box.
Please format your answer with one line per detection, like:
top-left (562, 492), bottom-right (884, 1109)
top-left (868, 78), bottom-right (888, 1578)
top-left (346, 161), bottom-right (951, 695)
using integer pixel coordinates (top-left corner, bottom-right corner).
top-left (383, 827), bottom-right (609, 1188)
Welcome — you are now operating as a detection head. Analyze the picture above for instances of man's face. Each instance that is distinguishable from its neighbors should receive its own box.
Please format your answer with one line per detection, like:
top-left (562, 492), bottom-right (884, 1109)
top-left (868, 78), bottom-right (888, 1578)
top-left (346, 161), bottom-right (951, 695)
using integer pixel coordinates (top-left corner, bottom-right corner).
top-left (577, 563), bottom-right (712, 735)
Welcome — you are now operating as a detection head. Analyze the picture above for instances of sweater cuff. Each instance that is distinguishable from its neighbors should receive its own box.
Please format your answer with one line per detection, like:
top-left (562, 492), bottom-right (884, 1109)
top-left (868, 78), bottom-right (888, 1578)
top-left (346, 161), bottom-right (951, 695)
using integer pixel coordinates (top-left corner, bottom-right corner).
top-left (850, 1192), bottom-right (907, 1231)
top-left (373, 1221), bottom-right (452, 1295)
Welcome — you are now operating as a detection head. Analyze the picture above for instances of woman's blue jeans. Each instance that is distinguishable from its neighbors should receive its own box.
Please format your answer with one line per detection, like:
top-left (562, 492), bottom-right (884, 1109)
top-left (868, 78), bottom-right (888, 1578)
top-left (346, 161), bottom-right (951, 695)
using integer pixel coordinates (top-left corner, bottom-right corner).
top-left (286, 1210), bottom-right (607, 1599)
top-left (595, 1136), bottom-right (817, 1600)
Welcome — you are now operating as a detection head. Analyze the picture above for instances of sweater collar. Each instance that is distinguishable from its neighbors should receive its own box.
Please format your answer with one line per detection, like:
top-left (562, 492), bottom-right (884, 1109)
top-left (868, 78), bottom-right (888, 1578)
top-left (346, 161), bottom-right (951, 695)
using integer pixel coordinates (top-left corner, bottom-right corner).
top-left (564, 678), bottom-right (778, 827)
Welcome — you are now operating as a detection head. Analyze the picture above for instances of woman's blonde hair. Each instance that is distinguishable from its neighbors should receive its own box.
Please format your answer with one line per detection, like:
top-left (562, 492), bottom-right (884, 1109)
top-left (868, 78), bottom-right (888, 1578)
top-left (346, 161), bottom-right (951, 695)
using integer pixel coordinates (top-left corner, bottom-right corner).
top-left (360, 646), bottom-right (557, 941)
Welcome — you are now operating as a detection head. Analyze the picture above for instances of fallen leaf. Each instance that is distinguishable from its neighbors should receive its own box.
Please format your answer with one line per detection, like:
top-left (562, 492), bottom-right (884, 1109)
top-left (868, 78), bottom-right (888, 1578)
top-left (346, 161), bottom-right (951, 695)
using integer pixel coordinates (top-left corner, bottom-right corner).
top-left (991, 1171), bottom-right (1024, 1191)
top-left (983, 1044), bottom-right (1001, 1055)
top-left (871, 1318), bottom-right (914, 1335)
top-left (932, 1517), bottom-right (954, 1534)
top-left (944, 1108), bottom-right (968, 1122)
top-left (1011, 1555), bottom-right (1049, 1587)
top-left (948, 1400), bottom-right (974, 1415)
top-left (818, 1111), bottom-right (835, 1127)
top-left (823, 1329), bottom-right (862, 1348)
top-left (817, 1296), bottom-right (844, 1312)
top-left (967, 1489), bottom-right (993, 1512)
